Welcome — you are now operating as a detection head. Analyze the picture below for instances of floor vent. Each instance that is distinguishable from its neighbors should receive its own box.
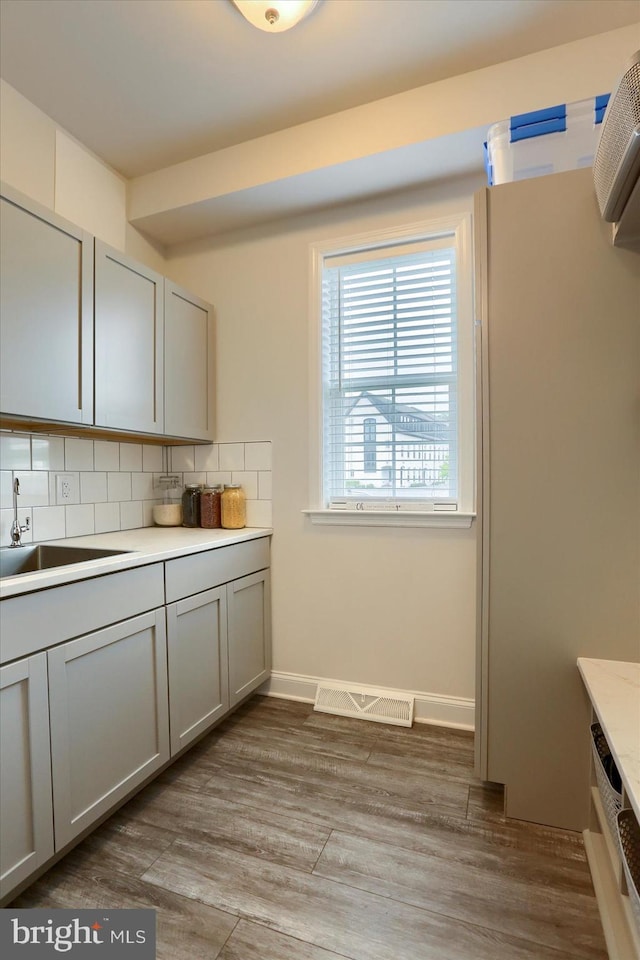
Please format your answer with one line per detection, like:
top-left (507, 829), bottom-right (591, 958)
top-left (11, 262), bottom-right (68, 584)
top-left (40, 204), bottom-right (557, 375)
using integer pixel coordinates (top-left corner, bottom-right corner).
top-left (314, 682), bottom-right (414, 727)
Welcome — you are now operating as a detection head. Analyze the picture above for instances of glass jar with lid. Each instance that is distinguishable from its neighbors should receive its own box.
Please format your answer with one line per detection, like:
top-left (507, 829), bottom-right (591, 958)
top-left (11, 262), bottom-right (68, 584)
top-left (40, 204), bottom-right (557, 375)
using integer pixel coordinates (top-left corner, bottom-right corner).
top-left (181, 483), bottom-right (201, 528)
top-left (200, 484), bottom-right (222, 529)
top-left (221, 484), bottom-right (246, 529)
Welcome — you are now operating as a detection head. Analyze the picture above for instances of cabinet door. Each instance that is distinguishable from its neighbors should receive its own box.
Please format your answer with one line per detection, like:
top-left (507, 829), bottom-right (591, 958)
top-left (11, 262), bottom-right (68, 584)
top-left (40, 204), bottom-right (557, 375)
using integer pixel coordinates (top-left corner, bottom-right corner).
top-left (94, 241), bottom-right (164, 434)
top-left (164, 280), bottom-right (215, 441)
top-left (0, 186), bottom-right (93, 424)
top-left (0, 653), bottom-right (54, 900)
top-left (167, 586), bottom-right (229, 755)
top-left (48, 610), bottom-right (169, 850)
top-left (227, 569), bottom-right (271, 708)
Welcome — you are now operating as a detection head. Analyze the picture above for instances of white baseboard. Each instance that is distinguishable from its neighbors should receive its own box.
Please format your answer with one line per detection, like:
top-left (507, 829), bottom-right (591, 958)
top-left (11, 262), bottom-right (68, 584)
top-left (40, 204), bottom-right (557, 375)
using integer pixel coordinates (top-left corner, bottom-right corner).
top-left (258, 671), bottom-right (475, 731)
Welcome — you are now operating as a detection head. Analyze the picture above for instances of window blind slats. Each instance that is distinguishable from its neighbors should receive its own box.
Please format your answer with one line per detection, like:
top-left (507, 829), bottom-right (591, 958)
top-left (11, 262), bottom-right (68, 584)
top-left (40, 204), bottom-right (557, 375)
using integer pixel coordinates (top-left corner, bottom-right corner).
top-left (321, 239), bottom-right (459, 505)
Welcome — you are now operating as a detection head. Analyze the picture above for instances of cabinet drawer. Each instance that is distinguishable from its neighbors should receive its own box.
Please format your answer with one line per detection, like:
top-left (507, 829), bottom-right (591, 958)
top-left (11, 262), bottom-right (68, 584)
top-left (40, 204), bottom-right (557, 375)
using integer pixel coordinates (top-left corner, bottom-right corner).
top-left (0, 563), bottom-right (165, 664)
top-left (165, 537), bottom-right (270, 602)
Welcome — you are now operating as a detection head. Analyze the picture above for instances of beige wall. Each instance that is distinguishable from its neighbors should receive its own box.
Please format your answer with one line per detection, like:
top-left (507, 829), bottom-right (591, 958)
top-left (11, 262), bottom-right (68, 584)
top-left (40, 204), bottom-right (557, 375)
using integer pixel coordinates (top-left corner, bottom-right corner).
top-left (0, 80), bottom-right (166, 271)
top-left (165, 178), bottom-right (483, 712)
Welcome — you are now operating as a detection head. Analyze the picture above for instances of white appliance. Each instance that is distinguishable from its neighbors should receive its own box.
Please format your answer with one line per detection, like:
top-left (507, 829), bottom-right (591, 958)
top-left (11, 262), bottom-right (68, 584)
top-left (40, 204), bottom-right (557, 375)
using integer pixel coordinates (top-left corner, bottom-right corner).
top-left (593, 50), bottom-right (640, 247)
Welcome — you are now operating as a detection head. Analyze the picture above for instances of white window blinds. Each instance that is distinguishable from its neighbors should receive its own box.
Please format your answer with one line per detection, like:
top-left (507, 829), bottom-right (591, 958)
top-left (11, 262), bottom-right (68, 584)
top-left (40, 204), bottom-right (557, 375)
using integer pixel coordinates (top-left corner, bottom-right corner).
top-left (321, 235), bottom-right (460, 509)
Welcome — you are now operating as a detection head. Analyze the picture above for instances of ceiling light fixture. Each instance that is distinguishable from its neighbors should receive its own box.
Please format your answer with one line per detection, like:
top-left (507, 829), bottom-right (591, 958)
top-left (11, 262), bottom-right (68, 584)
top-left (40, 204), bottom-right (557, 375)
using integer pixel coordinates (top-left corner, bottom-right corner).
top-left (231, 0), bottom-right (319, 34)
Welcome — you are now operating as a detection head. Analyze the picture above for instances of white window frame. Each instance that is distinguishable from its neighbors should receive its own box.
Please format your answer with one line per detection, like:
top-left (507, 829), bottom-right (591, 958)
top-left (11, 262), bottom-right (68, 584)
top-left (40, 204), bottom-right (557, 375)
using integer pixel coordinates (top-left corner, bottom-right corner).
top-left (305, 212), bottom-right (475, 529)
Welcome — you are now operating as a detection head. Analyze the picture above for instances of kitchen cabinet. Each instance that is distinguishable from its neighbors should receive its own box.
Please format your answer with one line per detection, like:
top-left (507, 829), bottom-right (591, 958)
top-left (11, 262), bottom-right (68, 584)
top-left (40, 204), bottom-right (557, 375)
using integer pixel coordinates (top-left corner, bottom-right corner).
top-left (228, 569), bottom-right (271, 708)
top-left (0, 653), bottom-right (54, 900)
top-left (167, 586), bottom-right (229, 755)
top-left (94, 241), bottom-right (164, 435)
top-left (165, 536), bottom-right (271, 725)
top-left (48, 609), bottom-right (169, 850)
top-left (0, 184), bottom-right (94, 425)
top-left (0, 534), bottom-right (271, 902)
top-left (0, 185), bottom-right (215, 442)
top-left (164, 280), bottom-right (215, 442)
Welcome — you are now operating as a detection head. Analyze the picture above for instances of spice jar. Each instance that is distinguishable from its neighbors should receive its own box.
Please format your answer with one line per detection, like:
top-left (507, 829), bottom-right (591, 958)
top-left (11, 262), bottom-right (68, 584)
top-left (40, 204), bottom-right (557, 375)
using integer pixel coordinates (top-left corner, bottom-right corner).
top-left (200, 484), bottom-right (222, 529)
top-left (181, 483), bottom-right (201, 528)
top-left (221, 484), bottom-right (246, 529)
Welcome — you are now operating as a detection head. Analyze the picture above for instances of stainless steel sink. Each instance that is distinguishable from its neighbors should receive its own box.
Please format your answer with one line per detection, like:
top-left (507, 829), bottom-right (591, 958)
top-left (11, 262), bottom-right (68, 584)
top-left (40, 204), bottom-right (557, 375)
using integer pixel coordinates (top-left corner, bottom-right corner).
top-left (0, 544), bottom-right (130, 579)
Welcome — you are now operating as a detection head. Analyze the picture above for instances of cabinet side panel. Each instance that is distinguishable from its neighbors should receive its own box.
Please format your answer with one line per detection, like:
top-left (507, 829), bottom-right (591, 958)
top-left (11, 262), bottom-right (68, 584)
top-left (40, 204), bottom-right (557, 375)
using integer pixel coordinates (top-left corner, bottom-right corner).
top-left (485, 168), bottom-right (640, 830)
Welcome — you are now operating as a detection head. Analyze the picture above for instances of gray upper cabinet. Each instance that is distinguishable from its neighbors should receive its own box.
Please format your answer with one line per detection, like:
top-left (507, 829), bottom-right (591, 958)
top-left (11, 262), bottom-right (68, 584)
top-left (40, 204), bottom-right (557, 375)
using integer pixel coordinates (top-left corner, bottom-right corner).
top-left (94, 241), bottom-right (164, 434)
top-left (0, 185), bottom-right (94, 425)
top-left (164, 281), bottom-right (215, 441)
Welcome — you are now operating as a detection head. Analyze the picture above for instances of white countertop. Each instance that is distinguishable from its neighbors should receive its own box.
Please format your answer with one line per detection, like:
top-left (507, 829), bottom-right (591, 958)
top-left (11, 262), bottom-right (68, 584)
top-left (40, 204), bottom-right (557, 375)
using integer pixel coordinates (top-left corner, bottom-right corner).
top-left (0, 527), bottom-right (272, 599)
top-left (578, 658), bottom-right (640, 822)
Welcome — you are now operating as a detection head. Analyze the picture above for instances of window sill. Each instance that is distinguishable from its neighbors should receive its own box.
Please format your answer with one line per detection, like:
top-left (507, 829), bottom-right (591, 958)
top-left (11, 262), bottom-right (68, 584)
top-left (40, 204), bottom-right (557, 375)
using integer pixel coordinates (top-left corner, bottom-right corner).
top-left (302, 509), bottom-right (475, 529)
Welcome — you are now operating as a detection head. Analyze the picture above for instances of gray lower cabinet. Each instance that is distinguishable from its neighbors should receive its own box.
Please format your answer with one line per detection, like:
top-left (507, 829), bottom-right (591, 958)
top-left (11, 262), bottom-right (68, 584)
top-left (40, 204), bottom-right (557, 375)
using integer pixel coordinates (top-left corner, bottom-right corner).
top-left (167, 586), bottom-right (229, 755)
top-left (228, 569), bottom-right (271, 708)
top-left (47, 609), bottom-right (170, 850)
top-left (0, 184), bottom-right (94, 425)
top-left (0, 653), bottom-right (54, 900)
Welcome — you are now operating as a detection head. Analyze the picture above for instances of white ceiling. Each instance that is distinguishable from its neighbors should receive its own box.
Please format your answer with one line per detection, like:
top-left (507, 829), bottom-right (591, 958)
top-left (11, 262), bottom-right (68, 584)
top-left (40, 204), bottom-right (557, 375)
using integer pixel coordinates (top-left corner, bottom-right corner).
top-left (1, 0), bottom-right (638, 180)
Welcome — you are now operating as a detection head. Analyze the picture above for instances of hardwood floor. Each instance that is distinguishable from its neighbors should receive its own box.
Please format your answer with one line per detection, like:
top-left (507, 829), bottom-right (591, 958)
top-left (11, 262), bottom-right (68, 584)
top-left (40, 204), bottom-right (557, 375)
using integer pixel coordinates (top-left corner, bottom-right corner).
top-left (12, 696), bottom-right (606, 960)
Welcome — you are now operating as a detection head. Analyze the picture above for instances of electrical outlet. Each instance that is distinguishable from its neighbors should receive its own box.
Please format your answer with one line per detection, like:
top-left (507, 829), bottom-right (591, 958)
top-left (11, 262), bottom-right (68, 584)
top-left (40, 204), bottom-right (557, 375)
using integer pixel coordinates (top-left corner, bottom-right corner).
top-left (54, 473), bottom-right (79, 505)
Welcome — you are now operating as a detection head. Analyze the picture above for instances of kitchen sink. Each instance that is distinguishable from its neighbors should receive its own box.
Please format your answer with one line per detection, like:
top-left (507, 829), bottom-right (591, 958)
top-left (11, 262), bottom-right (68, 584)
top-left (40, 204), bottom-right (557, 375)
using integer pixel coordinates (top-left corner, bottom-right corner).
top-left (0, 544), bottom-right (130, 579)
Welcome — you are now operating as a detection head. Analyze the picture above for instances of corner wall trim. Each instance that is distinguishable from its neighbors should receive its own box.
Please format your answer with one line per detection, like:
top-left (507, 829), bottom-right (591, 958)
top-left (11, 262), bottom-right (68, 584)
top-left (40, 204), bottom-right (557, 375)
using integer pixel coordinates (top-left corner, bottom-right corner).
top-left (258, 671), bottom-right (475, 731)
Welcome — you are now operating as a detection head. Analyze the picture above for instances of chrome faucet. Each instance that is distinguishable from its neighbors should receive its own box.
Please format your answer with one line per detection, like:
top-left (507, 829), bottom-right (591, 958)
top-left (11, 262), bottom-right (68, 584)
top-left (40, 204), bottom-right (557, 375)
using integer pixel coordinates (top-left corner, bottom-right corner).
top-left (9, 477), bottom-right (30, 547)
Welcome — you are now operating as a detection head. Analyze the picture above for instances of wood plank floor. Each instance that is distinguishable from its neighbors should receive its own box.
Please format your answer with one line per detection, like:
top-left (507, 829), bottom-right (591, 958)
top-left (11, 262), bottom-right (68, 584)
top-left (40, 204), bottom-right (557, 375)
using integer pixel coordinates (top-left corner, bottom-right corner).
top-left (12, 696), bottom-right (606, 960)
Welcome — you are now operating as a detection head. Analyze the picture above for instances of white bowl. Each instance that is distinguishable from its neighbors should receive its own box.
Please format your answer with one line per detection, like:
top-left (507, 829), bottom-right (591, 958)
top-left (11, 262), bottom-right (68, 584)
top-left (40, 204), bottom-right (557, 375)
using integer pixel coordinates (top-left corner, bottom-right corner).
top-left (152, 503), bottom-right (183, 526)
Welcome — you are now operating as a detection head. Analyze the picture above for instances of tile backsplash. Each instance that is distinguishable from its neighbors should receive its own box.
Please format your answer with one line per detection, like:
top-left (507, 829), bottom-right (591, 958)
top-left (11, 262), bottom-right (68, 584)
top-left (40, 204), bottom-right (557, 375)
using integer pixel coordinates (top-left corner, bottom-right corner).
top-left (0, 432), bottom-right (272, 545)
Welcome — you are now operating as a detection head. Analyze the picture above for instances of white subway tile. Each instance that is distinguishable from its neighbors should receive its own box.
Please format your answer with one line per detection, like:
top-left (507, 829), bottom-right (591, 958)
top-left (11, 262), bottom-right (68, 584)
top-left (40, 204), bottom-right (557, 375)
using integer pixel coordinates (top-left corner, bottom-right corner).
top-left (258, 471), bottom-right (272, 500)
top-left (120, 500), bottom-right (143, 530)
top-left (80, 472), bottom-right (108, 503)
top-left (219, 443), bottom-right (245, 471)
top-left (245, 442), bottom-right (272, 471)
top-left (120, 443), bottom-right (143, 471)
top-left (14, 471), bottom-right (49, 507)
top-left (32, 436), bottom-right (65, 471)
top-left (231, 471), bottom-right (258, 499)
top-left (0, 507), bottom-right (32, 545)
top-left (142, 445), bottom-right (163, 473)
top-left (194, 444), bottom-right (219, 472)
top-left (0, 472), bottom-right (13, 510)
top-left (65, 503), bottom-right (95, 537)
top-left (94, 440), bottom-right (120, 471)
top-left (32, 506), bottom-right (66, 542)
top-left (245, 500), bottom-right (272, 528)
top-left (107, 472), bottom-right (132, 502)
top-left (95, 501), bottom-right (120, 534)
top-left (0, 433), bottom-right (31, 470)
top-left (206, 471), bottom-right (231, 487)
top-left (132, 472), bottom-right (155, 501)
top-left (183, 472), bottom-right (206, 486)
top-left (171, 446), bottom-right (195, 472)
top-left (64, 437), bottom-right (93, 470)
top-left (142, 500), bottom-right (163, 527)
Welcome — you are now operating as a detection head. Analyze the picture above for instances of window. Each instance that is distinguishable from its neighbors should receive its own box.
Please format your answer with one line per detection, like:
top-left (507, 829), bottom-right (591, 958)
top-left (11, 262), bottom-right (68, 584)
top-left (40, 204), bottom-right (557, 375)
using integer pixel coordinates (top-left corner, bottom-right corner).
top-left (308, 214), bottom-right (474, 527)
